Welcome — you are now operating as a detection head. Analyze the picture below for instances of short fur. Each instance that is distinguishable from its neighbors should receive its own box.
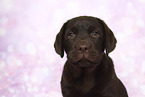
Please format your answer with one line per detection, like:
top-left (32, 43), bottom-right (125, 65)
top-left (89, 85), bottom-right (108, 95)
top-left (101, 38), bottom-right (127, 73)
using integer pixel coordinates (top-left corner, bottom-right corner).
top-left (54, 16), bottom-right (128, 97)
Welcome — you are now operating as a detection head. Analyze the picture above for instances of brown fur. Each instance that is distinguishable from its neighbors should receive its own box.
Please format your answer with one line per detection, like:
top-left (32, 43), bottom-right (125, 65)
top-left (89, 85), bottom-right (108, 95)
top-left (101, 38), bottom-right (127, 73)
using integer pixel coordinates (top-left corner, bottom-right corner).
top-left (54, 16), bottom-right (128, 97)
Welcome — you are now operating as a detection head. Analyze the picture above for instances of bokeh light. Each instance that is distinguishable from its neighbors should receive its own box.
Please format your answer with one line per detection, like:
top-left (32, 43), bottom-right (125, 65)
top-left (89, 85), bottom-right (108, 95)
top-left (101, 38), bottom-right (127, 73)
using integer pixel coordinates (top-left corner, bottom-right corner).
top-left (0, 0), bottom-right (145, 97)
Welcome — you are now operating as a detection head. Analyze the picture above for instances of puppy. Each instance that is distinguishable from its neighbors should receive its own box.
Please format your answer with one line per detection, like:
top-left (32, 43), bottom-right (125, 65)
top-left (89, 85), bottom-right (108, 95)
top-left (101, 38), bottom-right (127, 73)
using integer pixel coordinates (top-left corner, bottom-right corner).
top-left (54, 16), bottom-right (128, 97)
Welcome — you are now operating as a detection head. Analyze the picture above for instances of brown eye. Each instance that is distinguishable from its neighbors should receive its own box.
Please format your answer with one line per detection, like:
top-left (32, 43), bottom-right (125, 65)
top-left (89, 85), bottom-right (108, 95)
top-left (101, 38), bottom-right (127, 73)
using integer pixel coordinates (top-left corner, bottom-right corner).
top-left (68, 32), bottom-right (76, 39)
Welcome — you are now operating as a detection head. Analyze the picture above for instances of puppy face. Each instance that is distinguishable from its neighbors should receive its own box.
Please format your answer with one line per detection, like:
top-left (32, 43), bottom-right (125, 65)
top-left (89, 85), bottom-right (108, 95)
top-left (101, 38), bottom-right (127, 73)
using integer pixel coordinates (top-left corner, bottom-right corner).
top-left (63, 18), bottom-right (105, 67)
top-left (54, 16), bottom-right (117, 67)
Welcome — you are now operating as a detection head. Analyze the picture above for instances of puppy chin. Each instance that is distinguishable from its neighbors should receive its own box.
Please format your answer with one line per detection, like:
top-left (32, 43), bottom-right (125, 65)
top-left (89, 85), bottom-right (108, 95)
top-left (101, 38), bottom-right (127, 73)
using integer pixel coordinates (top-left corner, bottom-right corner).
top-left (68, 55), bottom-right (102, 67)
top-left (76, 59), bottom-right (96, 67)
top-left (67, 51), bottom-right (104, 68)
top-left (69, 57), bottom-right (99, 68)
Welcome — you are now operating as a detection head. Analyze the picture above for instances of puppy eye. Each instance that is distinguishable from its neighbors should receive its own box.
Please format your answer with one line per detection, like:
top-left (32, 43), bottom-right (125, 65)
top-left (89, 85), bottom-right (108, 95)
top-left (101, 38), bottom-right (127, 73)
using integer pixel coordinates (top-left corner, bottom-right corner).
top-left (93, 31), bottom-right (98, 35)
top-left (91, 30), bottom-right (100, 38)
top-left (68, 32), bottom-right (76, 39)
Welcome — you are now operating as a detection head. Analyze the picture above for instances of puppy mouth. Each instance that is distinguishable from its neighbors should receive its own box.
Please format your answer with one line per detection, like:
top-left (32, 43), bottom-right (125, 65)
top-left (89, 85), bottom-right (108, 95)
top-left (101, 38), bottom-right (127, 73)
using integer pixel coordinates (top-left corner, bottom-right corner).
top-left (76, 58), bottom-right (97, 67)
top-left (69, 53), bottom-right (100, 67)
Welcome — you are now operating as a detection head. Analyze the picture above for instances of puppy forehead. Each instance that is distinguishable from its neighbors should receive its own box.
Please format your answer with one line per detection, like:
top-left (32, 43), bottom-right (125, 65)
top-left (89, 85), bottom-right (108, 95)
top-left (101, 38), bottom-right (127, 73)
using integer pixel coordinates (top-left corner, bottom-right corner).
top-left (66, 17), bottom-right (102, 29)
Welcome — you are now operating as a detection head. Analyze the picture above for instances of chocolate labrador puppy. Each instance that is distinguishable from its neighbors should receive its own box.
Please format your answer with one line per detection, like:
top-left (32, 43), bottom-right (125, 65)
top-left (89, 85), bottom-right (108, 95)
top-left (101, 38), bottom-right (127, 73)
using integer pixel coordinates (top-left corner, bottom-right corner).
top-left (54, 16), bottom-right (128, 97)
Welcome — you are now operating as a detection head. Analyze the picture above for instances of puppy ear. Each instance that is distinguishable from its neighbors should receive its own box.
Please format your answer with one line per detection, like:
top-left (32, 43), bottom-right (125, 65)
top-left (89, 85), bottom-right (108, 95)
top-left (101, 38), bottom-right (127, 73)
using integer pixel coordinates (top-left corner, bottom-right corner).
top-left (54, 22), bottom-right (68, 58)
top-left (98, 19), bottom-right (117, 55)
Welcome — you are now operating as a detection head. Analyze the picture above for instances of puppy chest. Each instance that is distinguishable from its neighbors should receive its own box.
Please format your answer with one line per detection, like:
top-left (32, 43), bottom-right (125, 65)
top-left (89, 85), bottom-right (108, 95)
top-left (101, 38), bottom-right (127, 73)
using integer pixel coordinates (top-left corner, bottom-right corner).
top-left (76, 77), bottom-right (96, 93)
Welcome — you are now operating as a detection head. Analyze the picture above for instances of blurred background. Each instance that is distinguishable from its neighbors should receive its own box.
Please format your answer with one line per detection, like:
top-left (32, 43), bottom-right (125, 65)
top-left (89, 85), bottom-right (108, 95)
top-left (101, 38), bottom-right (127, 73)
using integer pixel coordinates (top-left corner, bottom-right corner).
top-left (0, 0), bottom-right (145, 97)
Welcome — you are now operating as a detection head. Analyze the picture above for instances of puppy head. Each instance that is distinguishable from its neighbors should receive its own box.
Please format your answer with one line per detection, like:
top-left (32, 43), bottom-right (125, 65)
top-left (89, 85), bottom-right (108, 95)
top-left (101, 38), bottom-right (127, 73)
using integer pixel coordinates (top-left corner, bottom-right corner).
top-left (54, 16), bottom-right (116, 67)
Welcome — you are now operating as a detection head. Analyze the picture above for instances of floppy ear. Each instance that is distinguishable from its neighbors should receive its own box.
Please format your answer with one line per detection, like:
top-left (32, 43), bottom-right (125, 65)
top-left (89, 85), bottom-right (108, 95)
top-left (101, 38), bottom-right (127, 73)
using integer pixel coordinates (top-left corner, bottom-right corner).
top-left (54, 22), bottom-right (68, 58)
top-left (98, 19), bottom-right (117, 55)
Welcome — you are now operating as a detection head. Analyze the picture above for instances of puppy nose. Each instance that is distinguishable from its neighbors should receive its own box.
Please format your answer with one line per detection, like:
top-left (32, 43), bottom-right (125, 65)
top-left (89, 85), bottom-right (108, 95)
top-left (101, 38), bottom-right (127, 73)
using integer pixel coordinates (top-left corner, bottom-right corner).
top-left (78, 45), bottom-right (89, 53)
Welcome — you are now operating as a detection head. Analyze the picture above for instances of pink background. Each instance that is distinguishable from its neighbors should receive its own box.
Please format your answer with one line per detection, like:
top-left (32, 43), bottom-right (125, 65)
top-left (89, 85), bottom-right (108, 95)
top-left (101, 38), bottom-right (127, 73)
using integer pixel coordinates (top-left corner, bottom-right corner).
top-left (0, 0), bottom-right (145, 97)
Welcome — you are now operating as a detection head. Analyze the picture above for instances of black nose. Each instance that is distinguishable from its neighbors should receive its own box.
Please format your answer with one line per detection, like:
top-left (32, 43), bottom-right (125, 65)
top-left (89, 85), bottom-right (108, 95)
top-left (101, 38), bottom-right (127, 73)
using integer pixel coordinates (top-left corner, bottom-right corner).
top-left (78, 45), bottom-right (89, 53)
